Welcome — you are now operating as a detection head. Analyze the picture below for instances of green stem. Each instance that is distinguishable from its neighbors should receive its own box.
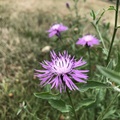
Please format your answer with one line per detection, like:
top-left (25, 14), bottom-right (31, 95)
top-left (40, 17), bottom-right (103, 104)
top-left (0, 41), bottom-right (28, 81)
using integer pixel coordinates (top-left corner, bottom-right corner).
top-left (74, 0), bottom-right (79, 18)
top-left (25, 107), bottom-right (40, 120)
top-left (66, 88), bottom-right (78, 120)
top-left (87, 46), bottom-right (91, 76)
top-left (57, 33), bottom-right (64, 45)
top-left (106, 0), bottom-right (120, 64)
top-left (93, 24), bottom-right (106, 50)
top-left (97, 93), bottom-right (119, 120)
top-left (96, 25), bottom-right (106, 49)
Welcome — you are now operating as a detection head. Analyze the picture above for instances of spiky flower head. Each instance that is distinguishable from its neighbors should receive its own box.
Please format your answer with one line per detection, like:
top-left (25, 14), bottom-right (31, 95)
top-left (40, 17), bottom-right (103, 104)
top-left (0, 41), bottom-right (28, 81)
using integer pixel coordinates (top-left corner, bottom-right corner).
top-left (76, 35), bottom-right (99, 47)
top-left (35, 51), bottom-right (88, 92)
top-left (47, 23), bottom-right (68, 38)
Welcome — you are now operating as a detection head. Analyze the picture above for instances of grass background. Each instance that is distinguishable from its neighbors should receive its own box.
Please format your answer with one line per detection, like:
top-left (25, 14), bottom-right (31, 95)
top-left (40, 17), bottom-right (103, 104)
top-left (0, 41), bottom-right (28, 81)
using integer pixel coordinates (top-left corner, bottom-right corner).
top-left (0, 0), bottom-right (120, 120)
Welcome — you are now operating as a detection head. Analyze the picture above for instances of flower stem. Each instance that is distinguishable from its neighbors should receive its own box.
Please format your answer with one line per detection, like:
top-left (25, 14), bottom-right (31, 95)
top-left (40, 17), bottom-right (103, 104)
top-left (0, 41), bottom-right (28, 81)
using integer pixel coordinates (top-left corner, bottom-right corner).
top-left (74, 0), bottom-right (79, 18)
top-left (87, 46), bottom-right (91, 76)
top-left (96, 25), bottom-right (106, 50)
top-left (106, 0), bottom-right (120, 64)
top-left (66, 88), bottom-right (78, 120)
top-left (97, 92), bottom-right (119, 120)
top-left (92, 23), bottom-right (106, 51)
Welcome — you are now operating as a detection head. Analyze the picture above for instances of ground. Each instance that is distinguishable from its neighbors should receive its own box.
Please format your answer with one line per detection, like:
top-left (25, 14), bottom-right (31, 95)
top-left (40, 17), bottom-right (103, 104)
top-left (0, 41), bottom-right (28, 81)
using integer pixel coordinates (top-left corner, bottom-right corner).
top-left (0, 0), bottom-right (119, 26)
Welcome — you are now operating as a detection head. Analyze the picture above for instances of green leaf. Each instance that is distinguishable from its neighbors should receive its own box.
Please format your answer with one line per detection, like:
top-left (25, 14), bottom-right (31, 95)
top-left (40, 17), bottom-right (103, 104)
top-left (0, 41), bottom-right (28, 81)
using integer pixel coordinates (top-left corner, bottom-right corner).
top-left (75, 98), bottom-right (96, 111)
top-left (103, 108), bottom-right (116, 119)
top-left (48, 99), bottom-right (71, 113)
top-left (44, 84), bottom-right (51, 92)
top-left (96, 9), bottom-right (105, 24)
top-left (90, 10), bottom-right (96, 20)
top-left (76, 90), bottom-right (103, 112)
top-left (17, 109), bottom-right (22, 115)
top-left (108, 6), bottom-right (116, 11)
top-left (117, 25), bottom-right (120, 29)
top-left (34, 92), bottom-right (61, 100)
top-left (76, 80), bottom-right (109, 92)
top-left (97, 65), bottom-right (120, 85)
top-left (115, 53), bottom-right (120, 72)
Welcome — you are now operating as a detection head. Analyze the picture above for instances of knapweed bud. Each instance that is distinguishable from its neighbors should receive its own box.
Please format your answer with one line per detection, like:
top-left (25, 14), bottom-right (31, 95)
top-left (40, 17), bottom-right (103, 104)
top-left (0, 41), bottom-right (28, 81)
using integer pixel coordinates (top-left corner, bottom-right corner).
top-left (66, 2), bottom-right (70, 9)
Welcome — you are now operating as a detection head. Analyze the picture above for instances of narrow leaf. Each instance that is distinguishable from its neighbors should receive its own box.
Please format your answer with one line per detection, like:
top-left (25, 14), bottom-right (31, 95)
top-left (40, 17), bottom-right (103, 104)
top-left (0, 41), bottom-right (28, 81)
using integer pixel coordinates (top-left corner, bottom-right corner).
top-left (108, 6), bottom-right (116, 11)
top-left (90, 10), bottom-right (96, 20)
top-left (96, 9), bottom-right (105, 24)
top-left (117, 26), bottom-right (120, 29)
top-left (76, 80), bottom-right (109, 92)
top-left (103, 109), bottom-right (116, 119)
top-left (34, 92), bottom-right (61, 100)
top-left (48, 99), bottom-right (71, 113)
top-left (17, 109), bottom-right (22, 115)
top-left (97, 65), bottom-right (120, 85)
top-left (75, 98), bottom-right (96, 111)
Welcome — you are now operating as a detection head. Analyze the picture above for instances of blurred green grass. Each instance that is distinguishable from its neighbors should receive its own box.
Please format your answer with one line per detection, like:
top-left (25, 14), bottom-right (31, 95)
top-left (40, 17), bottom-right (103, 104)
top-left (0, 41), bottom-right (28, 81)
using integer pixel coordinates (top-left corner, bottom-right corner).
top-left (0, 3), bottom-right (59, 119)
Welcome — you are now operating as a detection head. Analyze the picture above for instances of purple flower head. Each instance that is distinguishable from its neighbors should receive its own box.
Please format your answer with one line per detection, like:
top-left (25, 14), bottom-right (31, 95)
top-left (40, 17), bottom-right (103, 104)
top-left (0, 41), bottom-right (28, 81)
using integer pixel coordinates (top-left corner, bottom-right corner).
top-left (76, 35), bottom-right (100, 47)
top-left (35, 51), bottom-right (89, 93)
top-left (47, 23), bottom-right (68, 38)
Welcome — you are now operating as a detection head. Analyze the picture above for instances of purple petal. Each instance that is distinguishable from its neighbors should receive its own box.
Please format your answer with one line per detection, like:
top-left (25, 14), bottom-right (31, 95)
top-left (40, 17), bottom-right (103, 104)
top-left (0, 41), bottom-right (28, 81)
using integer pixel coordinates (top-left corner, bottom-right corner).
top-left (59, 25), bottom-right (68, 32)
top-left (63, 74), bottom-right (79, 90)
top-left (76, 35), bottom-right (100, 47)
top-left (49, 31), bottom-right (57, 37)
top-left (71, 75), bottom-right (87, 83)
top-left (74, 58), bottom-right (86, 68)
top-left (35, 50), bottom-right (89, 92)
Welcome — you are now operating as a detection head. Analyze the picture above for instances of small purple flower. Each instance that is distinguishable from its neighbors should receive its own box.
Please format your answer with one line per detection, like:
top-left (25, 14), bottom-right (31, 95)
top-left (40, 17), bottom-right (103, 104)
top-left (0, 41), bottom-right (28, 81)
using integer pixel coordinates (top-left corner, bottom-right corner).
top-left (35, 51), bottom-right (88, 92)
top-left (76, 35), bottom-right (100, 47)
top-left (47, 23), bottom-right (68, 38)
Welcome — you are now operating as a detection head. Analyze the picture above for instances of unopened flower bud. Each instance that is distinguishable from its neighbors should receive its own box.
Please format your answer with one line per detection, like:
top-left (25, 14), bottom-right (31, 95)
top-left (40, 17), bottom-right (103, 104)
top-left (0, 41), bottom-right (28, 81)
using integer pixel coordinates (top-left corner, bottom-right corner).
top-left (66, 3), bottom-right (70, 9)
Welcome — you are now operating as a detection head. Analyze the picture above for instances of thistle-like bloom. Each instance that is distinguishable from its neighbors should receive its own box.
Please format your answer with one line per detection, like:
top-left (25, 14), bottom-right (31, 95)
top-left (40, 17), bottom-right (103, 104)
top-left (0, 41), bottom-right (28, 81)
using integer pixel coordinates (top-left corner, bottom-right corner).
top-left (76, 35), bottom-right (99, 47)
top-left (47, 23), bottom-right (68, 38)
top-left (35, 51), bottom-right (88, 92)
